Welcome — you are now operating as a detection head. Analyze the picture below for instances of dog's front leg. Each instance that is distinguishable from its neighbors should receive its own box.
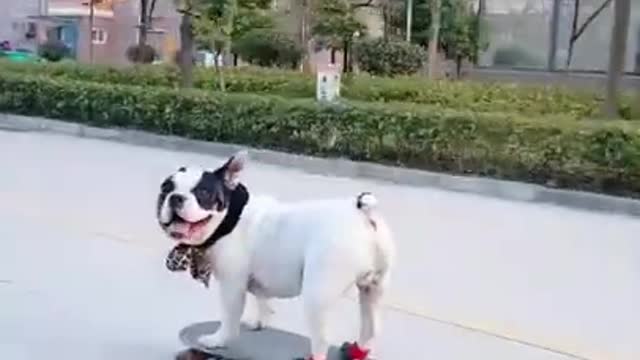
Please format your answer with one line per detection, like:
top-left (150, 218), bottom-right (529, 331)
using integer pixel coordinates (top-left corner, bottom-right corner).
top-left (199, 280), bottom-right (247, 349)
top-left (245, 294), bottom-right (274, 331)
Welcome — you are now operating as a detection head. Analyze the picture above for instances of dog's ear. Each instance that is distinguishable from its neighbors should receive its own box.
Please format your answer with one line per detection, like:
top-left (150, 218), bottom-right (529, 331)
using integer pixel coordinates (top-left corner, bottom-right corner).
top-left (222, 150), bottom-right (248, 188)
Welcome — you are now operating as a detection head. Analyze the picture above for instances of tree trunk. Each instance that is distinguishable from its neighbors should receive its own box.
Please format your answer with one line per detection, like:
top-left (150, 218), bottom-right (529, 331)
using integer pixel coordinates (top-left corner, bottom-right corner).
top-left (138, 0), bottom-right (149, 49)
top-left (342, 43), bottom-right (349, 73)
top-left (604, 0), bottom-right (631, 118)
top-left (474, 0), bottom-right (486, 64)
top-left (382, 4), bottom-right (389, 40)
top-left (225, 0), bottom-right (236, 68)
top-left (547, 0), bottom-right (561, 70)
top-left (566, 0), bottom-right (613, 69)
top-left (405, 0), bottom-right (413, 42)
top-left (330, 48), bottom-right (336, 64)
top-left (89, 0), bottom-right (95, 64)
top-left (427, 0), bottom-right (441, 79)
top-left (179, 13), bottom-right (195, 88)
top-left (300, 0), bottom-right (311, 73)
top-left (214, 50), bottom-right (226, 92)
top-left (566, 0), bottom-right (580, 69)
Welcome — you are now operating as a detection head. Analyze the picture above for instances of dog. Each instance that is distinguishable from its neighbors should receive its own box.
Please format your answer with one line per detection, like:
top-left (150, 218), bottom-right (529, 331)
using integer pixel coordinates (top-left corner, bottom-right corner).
top-left (157, 151), bottom-right (395, 360)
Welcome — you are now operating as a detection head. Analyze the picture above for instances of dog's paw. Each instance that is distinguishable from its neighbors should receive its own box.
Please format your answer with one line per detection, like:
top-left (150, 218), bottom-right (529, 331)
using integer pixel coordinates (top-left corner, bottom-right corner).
top-left (198, 332), bottom-right (229, 349)
top-left (244, 317), bottom-right (268, 331)
top-left (245, 299), bottom-right (274, 331)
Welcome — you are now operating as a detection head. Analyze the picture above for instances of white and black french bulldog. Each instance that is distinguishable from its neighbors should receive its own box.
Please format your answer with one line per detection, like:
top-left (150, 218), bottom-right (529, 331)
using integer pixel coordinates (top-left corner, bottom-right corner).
top-left (157, 151), bottom-right (395, 360)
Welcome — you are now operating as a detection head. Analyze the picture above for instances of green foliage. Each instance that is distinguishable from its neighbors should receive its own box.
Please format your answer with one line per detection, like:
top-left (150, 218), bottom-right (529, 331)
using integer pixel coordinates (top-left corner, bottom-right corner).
top-left (233, 6), bottom-right (275, 41)
top-left (2, 60), bottom-right (637, 119)
top-left (390, 0), bottom-right (487, 61)
top-left (37, 40), bottom-right (70, 62)
top-left (193, 0), bottom-right (236, 51)
top-left (1, 71), bottom-right (639, 197)
top-left (353, 38), bottom-right (426, 76)
top-left (311, 0), bottom-right (366, 51)
top-left (232, 31), bottom-right (303, 68)
top-left (193, 0), bottom-right (274, 52)
top-left (493, 46), bottom-right (544, 68)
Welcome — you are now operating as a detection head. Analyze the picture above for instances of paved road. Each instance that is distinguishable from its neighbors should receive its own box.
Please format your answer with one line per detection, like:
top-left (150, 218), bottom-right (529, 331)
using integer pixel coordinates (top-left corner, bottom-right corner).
top-left (1, 131), bottom-right (638, 360)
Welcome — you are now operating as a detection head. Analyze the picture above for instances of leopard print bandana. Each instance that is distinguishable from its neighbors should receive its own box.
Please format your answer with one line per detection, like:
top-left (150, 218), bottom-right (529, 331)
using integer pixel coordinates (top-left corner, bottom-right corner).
top-left (163, 183), bottom-right (249, 288)
top-left (166, 244), bottom-right (212, 287)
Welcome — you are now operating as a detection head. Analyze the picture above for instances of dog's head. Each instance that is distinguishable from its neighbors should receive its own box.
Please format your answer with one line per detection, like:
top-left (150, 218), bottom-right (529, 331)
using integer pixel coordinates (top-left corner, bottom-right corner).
top-left (156, 151), bottom-right (247, 246)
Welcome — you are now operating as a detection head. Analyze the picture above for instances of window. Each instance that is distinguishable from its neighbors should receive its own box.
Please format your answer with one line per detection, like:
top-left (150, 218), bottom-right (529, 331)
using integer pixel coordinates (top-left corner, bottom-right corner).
top-left (92, 28), bottom-right (108, 45)
top-left (26, 22), bottom-right (37, 39)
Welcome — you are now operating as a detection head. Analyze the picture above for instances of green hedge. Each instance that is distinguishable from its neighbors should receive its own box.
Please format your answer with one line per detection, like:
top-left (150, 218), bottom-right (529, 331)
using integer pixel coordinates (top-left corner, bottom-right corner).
top-left (1, 72), bottom-right (639, 197)
top-left (1, 60), bottom-right (636, 120)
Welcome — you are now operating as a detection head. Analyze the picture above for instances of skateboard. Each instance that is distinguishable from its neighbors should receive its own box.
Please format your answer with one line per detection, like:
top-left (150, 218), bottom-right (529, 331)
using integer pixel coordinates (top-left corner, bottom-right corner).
top-left (176, 321), bottom-right (343, 360)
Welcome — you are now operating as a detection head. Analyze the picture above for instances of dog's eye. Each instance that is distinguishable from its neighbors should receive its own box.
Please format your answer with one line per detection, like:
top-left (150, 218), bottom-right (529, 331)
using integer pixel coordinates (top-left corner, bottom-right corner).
top-left (194, 188), bottom-right (219, 210)
top-left (195, 188), bottom-right (211, 200)
top-left (161, 179), bottom-right (174, 193)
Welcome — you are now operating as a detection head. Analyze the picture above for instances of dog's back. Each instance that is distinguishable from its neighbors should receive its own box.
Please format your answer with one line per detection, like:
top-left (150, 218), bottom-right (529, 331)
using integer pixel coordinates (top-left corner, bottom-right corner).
top-left (242, 193), bottom-right (394, 300)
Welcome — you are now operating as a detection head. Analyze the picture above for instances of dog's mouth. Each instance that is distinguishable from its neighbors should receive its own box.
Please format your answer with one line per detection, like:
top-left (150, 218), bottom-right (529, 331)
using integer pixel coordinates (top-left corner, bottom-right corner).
top-left (164, 213), bottom-right (213, 240)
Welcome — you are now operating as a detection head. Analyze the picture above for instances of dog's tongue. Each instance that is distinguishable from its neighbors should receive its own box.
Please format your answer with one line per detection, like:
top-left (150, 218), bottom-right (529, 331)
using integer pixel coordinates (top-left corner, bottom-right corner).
top-left (173, 222), bottom-right (192, 235)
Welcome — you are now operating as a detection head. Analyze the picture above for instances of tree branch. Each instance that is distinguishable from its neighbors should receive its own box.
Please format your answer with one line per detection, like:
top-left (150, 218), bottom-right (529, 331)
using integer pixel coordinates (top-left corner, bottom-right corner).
top-left (566, 0), bottom-right (580, 67)
top-left (176, 7), bottom-right (200, 17)
top-left (571, 0), bottom-right (613, 42)
top-left (351, 0), bottom-right (374, 9)
top-left (149, 0), bottom-right (158, 20)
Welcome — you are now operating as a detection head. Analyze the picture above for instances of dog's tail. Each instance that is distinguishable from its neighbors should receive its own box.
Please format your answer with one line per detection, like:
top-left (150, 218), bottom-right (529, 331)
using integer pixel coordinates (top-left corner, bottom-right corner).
top-left (356, 192), bottom-right (377, 214)
top-left (356, 192), bottom-right (379, 232)
top-left (355, 191), bottom-right (395, 287)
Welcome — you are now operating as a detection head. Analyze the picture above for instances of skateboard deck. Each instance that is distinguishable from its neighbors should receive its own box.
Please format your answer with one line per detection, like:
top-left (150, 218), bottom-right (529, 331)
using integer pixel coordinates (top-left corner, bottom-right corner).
top-left (176, 321), bottom-right (342, 360)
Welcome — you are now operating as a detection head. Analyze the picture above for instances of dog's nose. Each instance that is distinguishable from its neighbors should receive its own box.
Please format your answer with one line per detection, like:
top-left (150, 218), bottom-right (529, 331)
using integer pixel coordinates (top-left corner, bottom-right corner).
top-left (168, 194), bottom-right (185, 210)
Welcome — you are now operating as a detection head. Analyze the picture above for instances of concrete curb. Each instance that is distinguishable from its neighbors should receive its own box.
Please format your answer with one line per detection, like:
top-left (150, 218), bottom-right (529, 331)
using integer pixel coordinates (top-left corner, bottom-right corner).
top-left (2, 113), bottom-right (640, 218)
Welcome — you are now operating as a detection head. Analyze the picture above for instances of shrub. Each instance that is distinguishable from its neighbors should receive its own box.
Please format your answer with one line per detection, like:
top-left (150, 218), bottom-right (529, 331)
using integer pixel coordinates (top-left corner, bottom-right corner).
top-left (38, 40), bottom-right (70, 62)
top-left (0, 71), bottom-right (638, 197)
top-left (126, 44), bottom-right (157, 64)
top-left (353, 38), bottom-right (426, 76)
top-left (493, 46), bottom-right (543, 68)
top-left (232, 31), bottom-right (303, 69)
top-left (1, 59), bottom-right (636, 119)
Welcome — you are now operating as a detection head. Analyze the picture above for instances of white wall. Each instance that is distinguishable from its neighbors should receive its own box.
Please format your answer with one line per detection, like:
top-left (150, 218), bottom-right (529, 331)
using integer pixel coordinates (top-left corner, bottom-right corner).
top-left (0, 0), bottom-right (42, 51)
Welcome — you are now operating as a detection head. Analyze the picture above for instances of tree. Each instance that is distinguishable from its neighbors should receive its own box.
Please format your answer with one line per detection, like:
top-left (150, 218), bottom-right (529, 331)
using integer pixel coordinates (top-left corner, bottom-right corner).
top-left (389, 0), bottom-right (486, 74)
top-left (192, 0), bottom-right (274, 88)
top-left (311, 0), bottom-right (367, 72)
top-left (232, 30), bottom-right (303, 68)
top-left (604, 0), bottom-right (631, 118)
top-left (174, 0), bottom-right (198, 87)
top-left (427, 0), bottom-right (441, 79)
top-left (138, 0), bottom-right (159, 49)
top-left (354, 38), bottom-right (426, 75)
top-left (193, 0), bottom-right (237, 90)
top-left (232, 0), bottom-right (275, 41)
top-left (565, 0), bottom-right (613, 68)
top-left (474, 0), bottom-right (486, 64)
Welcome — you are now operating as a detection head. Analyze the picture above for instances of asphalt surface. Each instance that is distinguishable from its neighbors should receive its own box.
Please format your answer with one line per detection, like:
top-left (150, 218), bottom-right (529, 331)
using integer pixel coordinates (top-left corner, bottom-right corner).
top-left (1, 131), bottom-right (638, 360)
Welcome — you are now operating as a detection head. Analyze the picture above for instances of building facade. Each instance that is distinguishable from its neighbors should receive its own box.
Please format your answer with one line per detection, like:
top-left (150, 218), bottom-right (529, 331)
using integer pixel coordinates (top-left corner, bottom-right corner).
top-left (1, 0), bottom-right (47, 52)
top-left (1, 0), bottom-right (180, 66)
